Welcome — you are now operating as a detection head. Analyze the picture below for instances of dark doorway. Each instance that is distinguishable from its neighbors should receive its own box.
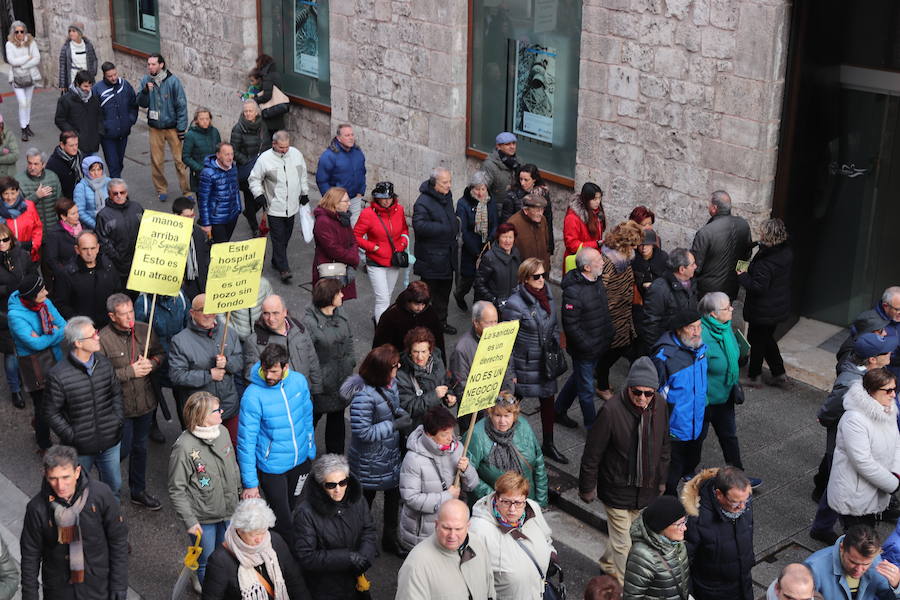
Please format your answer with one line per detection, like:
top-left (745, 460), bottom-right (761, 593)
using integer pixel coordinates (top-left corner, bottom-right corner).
top-left (774, 0), bottom-right (900, 326)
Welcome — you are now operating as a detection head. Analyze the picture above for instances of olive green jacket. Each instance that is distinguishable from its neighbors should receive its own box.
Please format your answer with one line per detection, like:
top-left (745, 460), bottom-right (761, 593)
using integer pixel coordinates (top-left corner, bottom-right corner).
top-left (623, 515), bottom-right (691, 600)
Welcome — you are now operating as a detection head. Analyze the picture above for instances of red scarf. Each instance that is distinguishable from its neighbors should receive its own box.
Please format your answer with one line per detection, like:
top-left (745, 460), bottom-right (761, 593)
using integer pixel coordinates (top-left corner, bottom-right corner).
top-left (524, 283), bottom-right (551, 314)
top-left (21, 298), bottom-right (54, 335)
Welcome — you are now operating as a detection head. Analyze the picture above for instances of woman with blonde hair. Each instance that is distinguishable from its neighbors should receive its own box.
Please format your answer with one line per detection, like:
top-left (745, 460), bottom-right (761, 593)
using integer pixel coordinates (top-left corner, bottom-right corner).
top-left (312, 186), bottom-right (359, 299)
top-left (181, 106), bottom-right (221, 192)
top-left (5, 21), bottom-right (41, 141)
top-left (230, 100), bottom-right (268, 236)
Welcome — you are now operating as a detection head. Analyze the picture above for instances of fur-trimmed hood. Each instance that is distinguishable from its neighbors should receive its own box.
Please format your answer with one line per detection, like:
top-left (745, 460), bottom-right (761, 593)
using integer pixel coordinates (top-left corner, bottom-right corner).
top-left (567, 192), bottom-right (607, 229)
top-left (680, 467), bottom-right (720, 517)
top-left (843, 379), bottom-right (897, 424)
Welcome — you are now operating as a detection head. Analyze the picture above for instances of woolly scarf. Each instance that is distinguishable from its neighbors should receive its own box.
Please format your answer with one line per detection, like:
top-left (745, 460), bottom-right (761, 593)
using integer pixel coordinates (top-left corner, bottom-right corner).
top-left (69, 81), bottom-right (91, 103)
top-left (484, 418), bottom-right (522, 475)
top-left (51, 485), bottom-right (90, 584)
top-left (0, 194), bottom-right (26, 220)
top-left (498, 149), bottom-right (519, 172)
top-left (21, 297), bottom-right (54, 334)
top-left (524, 282), bottom-right (550, 314)
top-left (336, 210), bottom-right (351, 227)
top-left (192, 424), bottom-right (221, 440)
top-left (625, 397), bottom-right (655, 488)
top-left (223, 525), bottom-right (288, 600)
top-left (470, 190), bottom-right (491, 241)
top-left (150, 68), bottom-right (169, 88)
top-left (85, 176), bottom-right (109, 212)
top-left (61, 219), bottom-right (83, 238)
top-left (53, 146), bottom-right (83, 183)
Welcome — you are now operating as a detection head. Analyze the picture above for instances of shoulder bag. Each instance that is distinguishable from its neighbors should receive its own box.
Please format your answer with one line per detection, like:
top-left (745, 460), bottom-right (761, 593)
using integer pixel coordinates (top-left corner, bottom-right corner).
top-left (373, 211), bottom-right (409, 268)
top-left (512, 535), bottom-right (567, 600)
top-left (259, 85), bottom-right (290, 119)
top-left (534, 309), bottom-right (568, 380)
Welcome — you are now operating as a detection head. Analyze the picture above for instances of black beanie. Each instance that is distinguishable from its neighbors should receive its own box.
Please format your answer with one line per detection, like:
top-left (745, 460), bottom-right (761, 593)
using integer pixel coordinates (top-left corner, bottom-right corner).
top-left (17, 273), bottom-right (43, 301)
top-left (642, 495), bottom-right (686, 533)
top-left (669, 308), bottom-right (701, 332)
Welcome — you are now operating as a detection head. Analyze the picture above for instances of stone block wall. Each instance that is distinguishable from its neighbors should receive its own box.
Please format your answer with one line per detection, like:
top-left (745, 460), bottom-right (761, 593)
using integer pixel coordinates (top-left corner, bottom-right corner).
top-left (575, 0), bottom-right (791, 249)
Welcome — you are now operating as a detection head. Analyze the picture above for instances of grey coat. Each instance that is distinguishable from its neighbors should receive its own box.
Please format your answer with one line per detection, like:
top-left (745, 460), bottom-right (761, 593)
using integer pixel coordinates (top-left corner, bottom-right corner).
top-left (501, 285), bottom-right (560, 397)
top-left (301, 304), bottom-right (355, 414)
top-left (242, 316), bottom-right (323, 395)
top-left (168, 320), bottom-right (243, 420)
top-left (481, 150), bottom-right (516, 202)
top-left (690, 213), bottom-right (752, 299)
top-left (398, 425), bottom-right (479, 551)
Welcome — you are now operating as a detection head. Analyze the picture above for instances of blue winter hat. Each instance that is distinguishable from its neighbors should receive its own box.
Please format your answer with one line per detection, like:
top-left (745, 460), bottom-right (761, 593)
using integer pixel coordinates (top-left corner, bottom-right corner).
top-left (81, 156), bottom-right (106, 178)
top-left (853, 332), bottom-right (897, 359)
top-left (495, 132), bottom-right (516, 145)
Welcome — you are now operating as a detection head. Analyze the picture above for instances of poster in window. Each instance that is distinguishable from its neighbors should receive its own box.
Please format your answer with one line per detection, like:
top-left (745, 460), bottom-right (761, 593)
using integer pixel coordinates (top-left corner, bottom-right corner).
top-left (138, 0), bottom-right (157, 33)
top-left (513, 41), bottom-right (556, 144)
top-left (294, 0), bottom-right (319, 79)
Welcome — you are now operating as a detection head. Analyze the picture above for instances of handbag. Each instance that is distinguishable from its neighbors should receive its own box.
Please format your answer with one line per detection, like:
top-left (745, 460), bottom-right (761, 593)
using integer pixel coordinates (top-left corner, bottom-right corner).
top-left (259, 85), bottom-right (290, 119)
top-left (12, 70), bottom-right (33, 88)
top-left (317, 262), bottom-right (355, 286)
top-left (512, 536), bottom-right (567, 600)
top-left (728, 381), bottom-right (745, 405)
top-left (536, 311), bottom-right (568, 380)
top-left (18, 347), bottom-right (57, 393)
top-left (373, 211), bottom-right (409, 268)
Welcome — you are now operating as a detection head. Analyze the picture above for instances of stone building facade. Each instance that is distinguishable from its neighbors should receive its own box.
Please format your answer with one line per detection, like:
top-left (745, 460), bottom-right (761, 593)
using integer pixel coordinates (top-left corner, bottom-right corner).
top-left (28, 0), bottom-right (790, 253)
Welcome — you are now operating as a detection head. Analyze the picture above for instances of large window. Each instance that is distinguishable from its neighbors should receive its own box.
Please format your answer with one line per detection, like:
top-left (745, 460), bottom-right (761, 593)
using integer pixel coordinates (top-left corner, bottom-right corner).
top-left (111, 0), bottom-right (160, 55)
top-left (260, 0), bottom-right (331, 110)
top-left (469, 0), bottom-right (582, 180)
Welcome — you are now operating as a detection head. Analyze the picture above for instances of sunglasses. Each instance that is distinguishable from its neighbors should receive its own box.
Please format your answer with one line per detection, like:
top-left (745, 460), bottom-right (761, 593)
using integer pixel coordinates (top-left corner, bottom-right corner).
top-left (0, 237), bottom-right (10, 243)
top-left (880, 387), bottom-right (897, 395)
top-left (630, 388), bottom-right (655, 398)
top-left (530, 272), bottom-right (545, 281)
top-left (323, 478), bottom-right (349, 490)
top-left (14, 30), bottom-right (24, 34)
top-left (110, 191), bottom-right (127, 196)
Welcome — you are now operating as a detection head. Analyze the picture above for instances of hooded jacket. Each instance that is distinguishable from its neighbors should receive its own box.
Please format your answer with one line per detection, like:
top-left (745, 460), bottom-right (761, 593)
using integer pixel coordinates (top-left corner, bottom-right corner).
top-left (469, 493), bottom-right (554, 600)
top-left (0, 245), bottom-right (34, 353)
top-left (738, 242), bottom-right (793, 325)
top-left (653, 332), bottom-right (708, 442)
top-left (413, 180), bottom-right (458, 279)
top-left (622, 514), bottom-right (691, 600)
top-left (474, 243), bottom-right (521, 308)
top-left (182, 123), bottom-right (221, 175)
top-left (502, 283), bottom-right (561, 397)
top-left (456, 186), bottom-right (499, 278)
top-left (563, 195), bottom-right (604, 257)
top-left (828, 380), bottom-right (900, 516)
top-left (343, 374), bottom-right (407, 490)
top-left (292, 474), bottom-right (377, 600)
top-left (818, 358), bottom-right (866, 429)
top-left (312, 204), bottom-right (359, 299)
top-left (248, 146), bottom-right (309, 218)
top-left (197, 154), bottom-right (241, 226)
top-left (691, 212), bottom-right (753, 299)
top-left (682, 468), bottom-right (754, 600)
top-left (52, 253), bottom-right (123, 327)
top-left (353, 198), bottom-right (408, 268)
top-left (560, 267), bottom-right (615, 361)
top-left (301, 304), bottom-right (355, 414)
top-left (315, 138), bottom-right (366, 198)
top-left (136, 70), bottom-right (188, 131)
top-left (467, 417), bottom-right (548, 507)
top-left (641, 272), bottom-right (699, 352)
top-left (242, 314), bottom-right (322, 394)
top-left (97, 321), bottom-right (163, 418)
top-left (54, 86), bottom-right (104, 154)
top-left (92, 76), bottom-right (138, 140)
top-left (399, 425), bottom-right (479, 550)
top-left (95, 198), bottom-right (143, 279)
top-left (237, 362), bottom-right (315, 488)
top-left (72, 156), bottom-right (109, 229)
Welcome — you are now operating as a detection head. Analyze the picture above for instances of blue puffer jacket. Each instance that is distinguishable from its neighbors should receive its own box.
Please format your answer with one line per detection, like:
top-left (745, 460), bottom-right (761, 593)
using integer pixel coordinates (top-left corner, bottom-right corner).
top-left (197, 155), bottom-right (242, 226)
top-left (502, 285), bottom-right (560, 398)
top-left (92, 77), bottom-right (138, 140)
top-left (315, 139), bottom-right (366, 198)
top-left (136, 71), bottom-right (188, 132)
top-left (237, 362), bottom-right (315, 489)
top-left (8, 292), bottom-right (66, 360)
top-left (343, 374), bottom-right (408, 491)
top-left (135, 292), bottom-right (188, 353)
top-left (652, 331), bottom-right (708, 442)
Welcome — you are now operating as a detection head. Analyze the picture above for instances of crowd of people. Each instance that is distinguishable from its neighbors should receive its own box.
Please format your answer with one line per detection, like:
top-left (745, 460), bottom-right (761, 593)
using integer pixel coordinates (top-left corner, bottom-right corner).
top-left (2, 17), bottom-right (900, 600)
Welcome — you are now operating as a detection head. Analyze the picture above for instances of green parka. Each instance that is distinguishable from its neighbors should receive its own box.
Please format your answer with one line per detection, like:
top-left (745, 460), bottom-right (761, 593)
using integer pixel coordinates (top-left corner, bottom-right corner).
top-left (467, 417), bottom-right (548, 507)
top-left (301, 304), bottom-right (355, 414)
top-left (0, 128), bottom-right (18, 179)
top-left (17, 167), bottom-right (61, 229)
top-left (181, 123), bottom-right (221, 175)
top-left (623, 515), bottom-right (691, 600)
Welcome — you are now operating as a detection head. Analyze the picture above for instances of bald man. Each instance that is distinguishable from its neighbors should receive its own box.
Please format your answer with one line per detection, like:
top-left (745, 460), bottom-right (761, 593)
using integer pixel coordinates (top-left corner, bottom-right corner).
top-left (396, 499), bottom-right (495, 600)
top-left (169, 293), bottom-right (243, 442)
top-left (241, 294), bottom-right (322, 395)
top-left (766, 563), bottom-right (815, 600)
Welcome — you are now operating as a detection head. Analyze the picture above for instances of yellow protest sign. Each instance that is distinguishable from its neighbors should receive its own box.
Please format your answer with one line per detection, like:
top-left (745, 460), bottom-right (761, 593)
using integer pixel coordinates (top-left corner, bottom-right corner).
top-left (457, 320), bottom-right (520, 418)
top-left (204, 238), bottom-right (267, 313)
top-left (126, 210), bottom-right (193, 296)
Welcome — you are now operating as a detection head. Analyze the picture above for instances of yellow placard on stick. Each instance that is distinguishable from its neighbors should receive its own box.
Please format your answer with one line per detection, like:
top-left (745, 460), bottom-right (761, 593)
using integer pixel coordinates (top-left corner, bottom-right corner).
top-left (126, 210), bottom-right (193, 296)
top-left (204, 238), bottom-right (267, 313)
top-left (457, 320), bottom-right (520, 418)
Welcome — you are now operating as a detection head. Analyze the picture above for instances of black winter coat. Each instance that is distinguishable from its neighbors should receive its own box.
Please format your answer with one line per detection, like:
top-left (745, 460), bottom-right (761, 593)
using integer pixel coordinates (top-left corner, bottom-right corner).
top-left (46, 151), bottom-right (83, 200)
top-left (632, 247), bottom-right (670, 298)
top-left (641, 272), bottom-right (698, 351)
top-left (683, 470), bottom-right (754, 600)
top-left (45, 352), bottom-right (124, 455)
top-left (412, 180), bottom-right (458, 280)
top-left (95, 199), bottom-right (144, 280)
top-left (474, 243), bottom-right (521, 308)
top-left (738, 242), bottom-right (792, 326)
top-left (52, 254), bottom-right (123, 327)
top-left (43, 222), bottom-right (78, 279)
top-left (0, 246), bottom-right (34, 353)
top-left (255, 62), bottom-right (286, 133)
top-left (292, 475), bottom-right (377, 600)
top-left (560, 268), bottom-right (614, 361)
top-left (230, 115), bottom-right (268, 168)
top-left (690, 213), bottom-right (752, 299)
top-left (20, 473), bottom-right (128, 600)
top-left (456, 187), bottom-right (498, 278)
top-left (372, 287), bottom-right (446, 358)
top-left (202, 531), bottom-right (309, 600)
top-left (54, 90), bottom-right (104, 155)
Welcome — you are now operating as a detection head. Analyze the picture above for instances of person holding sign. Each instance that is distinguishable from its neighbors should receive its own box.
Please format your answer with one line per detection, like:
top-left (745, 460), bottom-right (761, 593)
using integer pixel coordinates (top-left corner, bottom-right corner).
top-left (467, 392), bottom-right (548, 508)
top-left (95, 178), bottom-right (143, 281)
top-left (169, 293), bottom-right (243, 444)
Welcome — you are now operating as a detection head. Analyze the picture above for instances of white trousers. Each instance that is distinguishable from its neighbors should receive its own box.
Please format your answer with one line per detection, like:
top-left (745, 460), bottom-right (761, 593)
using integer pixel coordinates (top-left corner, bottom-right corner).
top-left (367, 264), bottom-right (402, 323)
top-left (13, 86), bottom-right (33, 128)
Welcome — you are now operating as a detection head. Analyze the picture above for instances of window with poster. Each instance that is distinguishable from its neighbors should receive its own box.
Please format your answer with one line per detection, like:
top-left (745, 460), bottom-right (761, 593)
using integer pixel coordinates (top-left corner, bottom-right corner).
top-left (259, 0), bottom-right (331, 111)
top-left (111, 0), bottom-right (160, 55)
top-left (468, 0), bottom-right (582, 182)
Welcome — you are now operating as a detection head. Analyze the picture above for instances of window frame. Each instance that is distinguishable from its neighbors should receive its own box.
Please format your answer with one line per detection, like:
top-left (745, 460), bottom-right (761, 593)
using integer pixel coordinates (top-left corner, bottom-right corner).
top-left (109, 0), bottom-right (161, 57)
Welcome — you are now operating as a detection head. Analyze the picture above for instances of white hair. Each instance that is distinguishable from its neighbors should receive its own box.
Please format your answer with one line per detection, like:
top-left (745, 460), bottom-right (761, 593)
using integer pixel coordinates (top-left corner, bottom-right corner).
top-left (230, 498), bottom-right (277, 532)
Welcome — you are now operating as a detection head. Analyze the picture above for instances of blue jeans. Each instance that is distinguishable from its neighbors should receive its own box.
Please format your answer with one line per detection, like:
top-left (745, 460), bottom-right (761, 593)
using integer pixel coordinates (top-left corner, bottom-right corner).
top-left (195, 521), bottom-right (228, 584)
top-left (4, 354), bottom-right (19, 393)
top-left (79, 443), bottom-right (122, 501)
top-left (120, 412), bottom-right (152, 496)
top-left (554, 358), bottom-right (598, 427)
top-left (100, 136), bottom-right (129, 178)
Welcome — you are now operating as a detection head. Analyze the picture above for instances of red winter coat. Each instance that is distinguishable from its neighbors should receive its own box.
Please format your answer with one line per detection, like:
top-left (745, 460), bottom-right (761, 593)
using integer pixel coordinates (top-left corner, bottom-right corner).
top-left (3, 199), bottom-right (43, 262)
top-left (353, 200), bottom-right (409, 268)
top-left (312, 205), bottom-right (360, 299)
top-left (563, 198), bottom-right (603, 259)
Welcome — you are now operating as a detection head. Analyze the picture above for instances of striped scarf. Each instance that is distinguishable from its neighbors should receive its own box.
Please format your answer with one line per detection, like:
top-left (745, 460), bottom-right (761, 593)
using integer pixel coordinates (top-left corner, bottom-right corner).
top-left (51, 486), bottom-right (90, 583)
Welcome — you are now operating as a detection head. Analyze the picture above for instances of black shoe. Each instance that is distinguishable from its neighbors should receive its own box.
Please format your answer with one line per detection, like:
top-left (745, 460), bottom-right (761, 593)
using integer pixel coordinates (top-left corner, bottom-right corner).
top-left (149, 424), bottom-right (165, 444)
top-left (279, 270), bottom-right (293, 283)
top-left (24, 124), bottom-right (33, 137)
top-left (442, 323), bottom-right (457, 335)
top-left (454, 293), bottom-right (468, 312)
top-left (131, 491), bottom-right (162, 511)
top-left (20, 128), bottom-right (28, 142)
top-left (542, 443), bottom-right (569, 464)
top-left (809, 528), bottom-right (838, 545)
top-left (10, 391), bottom-right (25, 409)
top-left (555, 412), bottom-right (578, 429)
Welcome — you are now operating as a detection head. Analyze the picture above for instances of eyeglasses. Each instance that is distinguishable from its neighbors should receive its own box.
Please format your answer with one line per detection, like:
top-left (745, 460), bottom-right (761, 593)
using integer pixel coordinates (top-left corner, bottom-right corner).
top-left (629, 388), bottom-right (655, 398)
top-left (77, 331), bottom-right (99, 341)
top-left (530, 272), bottom-right (545, 281)
top-left (673, 518), bottom-right (687, 529)
top-left (880, 387), bottom-right (898, 395)
top-left (323, 478), bottom-right (349, 490)
top-left (718, 305), bottom-right (734, 312)
top-left (497, 498), bottom-right (526, 509)
top-left (209, 407), bottom-right (224, 414)
top-left (0, 237), bottom-right (10, 243)
top-left (110, 191), bottom-right (127, 196)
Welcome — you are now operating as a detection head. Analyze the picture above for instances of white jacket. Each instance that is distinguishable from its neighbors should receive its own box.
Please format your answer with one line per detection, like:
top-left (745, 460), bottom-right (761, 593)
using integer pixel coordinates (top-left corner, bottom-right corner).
top-left (828, 380), bottom-right (900, 516)
top-left (247, 146), bottom-right (309, 218)
top-left (5, 39), bottom-right (41, 85)
top-left (469, 493), bottom-right (555, 600)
